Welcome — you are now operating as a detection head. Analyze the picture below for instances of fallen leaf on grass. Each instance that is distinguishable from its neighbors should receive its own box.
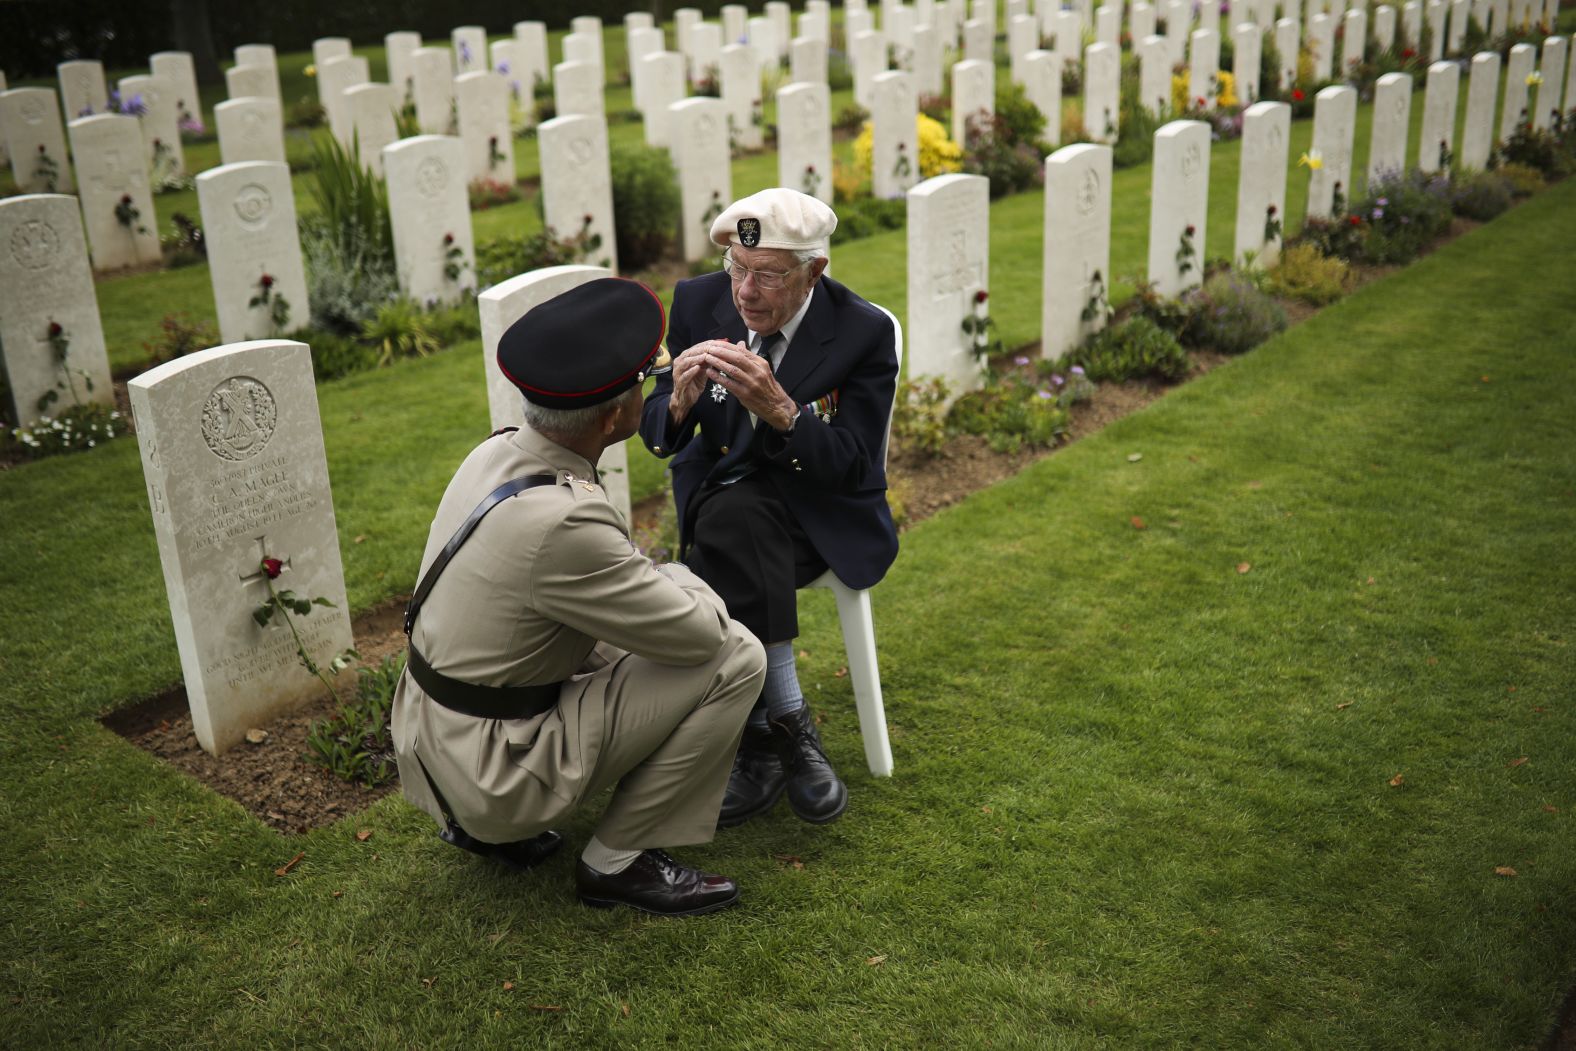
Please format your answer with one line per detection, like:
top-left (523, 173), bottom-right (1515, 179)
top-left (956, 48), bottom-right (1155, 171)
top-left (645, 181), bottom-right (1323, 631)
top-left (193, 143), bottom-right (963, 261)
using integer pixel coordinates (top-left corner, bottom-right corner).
top-left (981, 805), bottom-right (993, 814)
top-left (1480, 375), bottom-right (1491, 383)
top-left (1130, 516), bottom-right (1147, 530)
top-left (1127, 452), bottom-right (1143, 462)
top-left (420, 976), bottom-right (437, 989)
top-left (488, 931), bottom-right (506, 945)
top-left (1494, 866), bottom-right (1517, 878)
top-left (1508, 757), bottom-right (1529, 768)
top-left (1388, 774), bottom-right (1404, 787)
top-left (1365, 577), bottom-right (1376, 585)
top-left (834, 667), bottom-right (848, 678)
top-left (530, 1004), bottom-right (564, 1012)
top-left (772, 853), bottom-right (805, 870)
top-left (1236, 562), bottom-right (1252, 574)
top-left (355, 828), bottom-right (373, 842)
top-left (354, 534), bottom-right (367, 544)
top-left (1335, 701), bottom-right (1353, 710)
top-left (274, 851), bottom-right (305, 877)
top-left (866, 955), bottom-right (887, 966)
top-left (621, 1003), bottom-right (631, 1018)
top-left (1247, 480), bottom-right (1263, 489)
top-left (1507, 685), bottom-right (1518, 693)
top-left (1543, 805), bottom-right (1559, 814)
top-left (1427, 657), bottom-right (1438, 665)
top-left (502, 981), bottom-right (514, 991)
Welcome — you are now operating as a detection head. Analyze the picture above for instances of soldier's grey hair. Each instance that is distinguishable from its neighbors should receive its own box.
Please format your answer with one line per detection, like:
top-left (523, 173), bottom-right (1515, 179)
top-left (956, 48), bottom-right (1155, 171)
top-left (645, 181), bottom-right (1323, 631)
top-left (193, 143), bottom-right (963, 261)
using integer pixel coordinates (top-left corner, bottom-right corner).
top-left (521, 384), bottom-right (641, 441)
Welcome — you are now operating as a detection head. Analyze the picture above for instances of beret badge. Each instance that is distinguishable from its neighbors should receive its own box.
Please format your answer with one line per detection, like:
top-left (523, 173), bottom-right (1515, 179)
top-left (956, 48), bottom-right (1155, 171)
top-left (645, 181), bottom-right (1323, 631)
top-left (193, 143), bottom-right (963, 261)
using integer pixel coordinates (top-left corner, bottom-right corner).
top-left (737, 217), bottom-right (761, 247)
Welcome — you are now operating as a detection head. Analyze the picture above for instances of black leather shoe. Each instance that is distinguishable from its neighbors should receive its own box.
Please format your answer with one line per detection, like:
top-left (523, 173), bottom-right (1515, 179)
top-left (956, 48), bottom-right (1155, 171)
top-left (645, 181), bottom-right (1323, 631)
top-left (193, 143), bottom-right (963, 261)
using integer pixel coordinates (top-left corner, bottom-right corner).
top-left (439, 823), bottom-right (563, 873)
top-left (576, 849), bottom-right (740, 916)
top-left (718, 724), bottom-right (786, 828)
top-left (770, 704), bottom-right (848, 824)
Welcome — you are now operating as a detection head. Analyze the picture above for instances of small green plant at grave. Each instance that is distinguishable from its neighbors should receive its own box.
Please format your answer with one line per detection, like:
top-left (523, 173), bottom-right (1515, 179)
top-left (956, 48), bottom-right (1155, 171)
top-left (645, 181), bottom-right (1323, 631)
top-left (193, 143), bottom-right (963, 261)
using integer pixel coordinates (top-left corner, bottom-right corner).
top-left (610, 143), bottom-right (679, 271)
top-left (1263, 203), bottom-right (1283, 248)
top-left (1438, 138), bottom-right (1454, 172)
top-left (475, 220), bottom-right (600, 290)
top-left (1175, 223), bottom-right (1198, 277)
top-left (5, 403), bottom-right (128, 459)
top-left (701, 190), bottom-right (725, 234)
top-left (150, 137), bottom-right (178, 190)
top-left (801, 163), bottom-right (823, 199)
top-left (1331, 179), bottom-right (1347, 218)
top-left (892, 141), bottom-right (913, 181)
top-left (1448, 169), bottom-right (1515, 220)
top-left (143, 312), bottom-right (219, 363)
top-left (487, 134), bottom-right (506, 174)
top-left (161, 212), bottom-right (206, 267)
top-left (394, 97), bottom-right (421, 139)
top-left (362, 298), bottom-right (441, 365)
top-left (467, 176), bottom-right (521, 210)
top-left (446, 98), bottom-right (459, 136)
top-left (33, 144), bottom-right (60, 192)
top-left (1264, 242), bottom-right (1353, 304)
top-left (304, 652), bottom-right (404, 788)
top-left (251, 552), bottom-right (359, 706)
top-left (248, 272), bottom-right (291, 336)
top-left (891, 376), bottom-right (951, 458)
top-left (947, 364), bottom-right (1082, 454)
top-left (35, 319), bottom-right (95, 414)
top-left (1080, 269), bottom-right (1113, 326)
top-left (1190, 270), bottom-right (1287, 354)
top-left (114, 193), bottom-right (148, 236)
top-left (1065, 315), bottom-right (1190, 383)
top-left (441, 231), bottom-right (469, 285)
top-left (962, 289), bottom-right (1004, 364)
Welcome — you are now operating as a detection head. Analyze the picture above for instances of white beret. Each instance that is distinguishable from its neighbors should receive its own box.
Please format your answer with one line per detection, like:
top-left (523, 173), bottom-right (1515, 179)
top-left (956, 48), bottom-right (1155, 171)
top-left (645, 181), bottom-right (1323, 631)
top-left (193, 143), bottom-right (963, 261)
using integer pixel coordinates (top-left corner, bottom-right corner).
top-left (710, 188), bottom-right (838, 252)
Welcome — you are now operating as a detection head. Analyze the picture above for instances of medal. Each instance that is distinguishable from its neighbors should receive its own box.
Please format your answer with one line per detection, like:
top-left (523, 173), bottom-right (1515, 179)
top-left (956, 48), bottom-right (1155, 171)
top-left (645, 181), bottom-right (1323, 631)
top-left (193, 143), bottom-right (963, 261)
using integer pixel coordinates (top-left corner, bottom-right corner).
top-left (709, 382), bottom-right (728, 403)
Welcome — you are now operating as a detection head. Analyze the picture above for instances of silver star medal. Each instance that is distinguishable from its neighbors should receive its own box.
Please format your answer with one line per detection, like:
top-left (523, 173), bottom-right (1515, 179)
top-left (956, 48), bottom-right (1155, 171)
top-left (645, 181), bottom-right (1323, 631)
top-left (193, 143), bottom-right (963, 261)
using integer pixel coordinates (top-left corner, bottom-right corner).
top-left (709, 381), bottom-right (728, 403)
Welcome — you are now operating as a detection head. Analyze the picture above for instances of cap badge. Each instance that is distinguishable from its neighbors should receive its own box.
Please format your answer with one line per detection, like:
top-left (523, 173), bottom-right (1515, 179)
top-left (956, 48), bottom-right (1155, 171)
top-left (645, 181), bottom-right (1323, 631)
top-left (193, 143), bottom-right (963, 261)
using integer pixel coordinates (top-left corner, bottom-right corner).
top-left (738, 217), bottom-right (761, 247)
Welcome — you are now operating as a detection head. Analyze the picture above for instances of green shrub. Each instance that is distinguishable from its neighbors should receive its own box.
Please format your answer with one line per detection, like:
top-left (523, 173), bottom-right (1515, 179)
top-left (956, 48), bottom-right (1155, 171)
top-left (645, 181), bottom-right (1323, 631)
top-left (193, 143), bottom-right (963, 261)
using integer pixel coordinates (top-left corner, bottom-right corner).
top-left (1066, 316), bottom-right (1190, 383)
top-left (1494, 161), bottom-right (1545, 196)
top-left (361, 299), bottom-right (441, 365)
top-left (1191, 271), bottom-right (1287, 354)
top-left (468, 176), bottom-right (521, 210)
top-left (285, 96), bottom-right (324, 128)
top-left (892, 377), bottom-right (950, 458)
top-left (992, 80), bottom-right (1048, 151)
top-left (961, 112), bottom-right (1042, 198)
top-left (1449, 169), bottom-right (1515, 220)
top-left (1264, 243), bottom-right (1354, 305)
top-left (302, 221), bottom-right (400, 336)
top-left (475, 222), bottom-right (600, 290)
top-left (611, 143), bottom-right (681, 271)
top-left (305, 653), bottom-right (404, 788)
top-left (948, 370), bottom-right (1072, 453)
top-left (308, 131), bottom-right (394, 266)
top-left (424, 302), bottom-right (482, 347)
top-left (829, 196), bottom-right (907, 244)
top-left (1495, 112), bottom-right (1565, 174)
top-left (159, 212), bottom-right (205, 268)
top-left (297, 328), bottom-right (378, 381)
top-left (1352, 169), bottom-right (1453, 264)
top-left (143, 312), bottom-right (219, 364)
top-left (5, 402), bottom-right (129, 460)
top-left (1112, 99), bottom-right (1163, 168)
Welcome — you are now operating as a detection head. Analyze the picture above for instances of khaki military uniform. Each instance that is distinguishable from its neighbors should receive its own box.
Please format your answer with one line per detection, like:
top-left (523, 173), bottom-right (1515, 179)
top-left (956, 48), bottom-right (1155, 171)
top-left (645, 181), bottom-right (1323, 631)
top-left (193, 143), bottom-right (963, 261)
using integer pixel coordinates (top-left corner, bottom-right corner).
top-left (391, 425), bottom-right (767, 850)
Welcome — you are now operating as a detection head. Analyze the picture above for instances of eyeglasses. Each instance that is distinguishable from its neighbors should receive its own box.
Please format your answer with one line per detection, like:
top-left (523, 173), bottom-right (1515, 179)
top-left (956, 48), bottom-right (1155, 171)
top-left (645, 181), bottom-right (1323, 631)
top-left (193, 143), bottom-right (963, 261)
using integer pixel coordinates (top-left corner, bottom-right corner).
top-left (721, 252), bottom-right (809, 291)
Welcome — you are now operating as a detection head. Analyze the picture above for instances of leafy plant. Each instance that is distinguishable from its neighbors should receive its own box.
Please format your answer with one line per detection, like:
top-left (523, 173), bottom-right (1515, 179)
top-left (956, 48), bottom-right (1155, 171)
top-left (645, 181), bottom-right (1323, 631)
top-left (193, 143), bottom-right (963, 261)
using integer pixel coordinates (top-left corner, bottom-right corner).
top-left (474, 221), bottom-right (601, 291)
top-left (305, 653), bottom-right (405, 788)
top-left (1190, 270), bottom-right (1287, 355)
top-left (960, 110), bottom-right (1043, 199)
top-left (361, 299), bottom-right (441, 365)
top-left (1264, 243), bottom-right (1354, 305)
top-left (611, 143), bottom-right (681, 271)
top-left (4, 403), bottom-right (128, 459)
top-left (1448, 169), bottom-right (1515, 221)
top-left (302, 220), bottom-right (400, 336)
top-left (828, 196), bottom-right (907, 245)
top-left (1493, 161), bottom-right (1544, 196)
top-left (295, 328), bottom-right (379, 380)
top-left (1066, 316), bottom-right (1190, 383)
top-left (307, 132), bottom-right (394, 269)
top-left (892, 377), bottom-right (950, 458)
top-left (248, 272), bottom-right (291, 336)
top-left (468, 176), bottom-right (521, 210)
top-left (143, 312), bottom-right (219, 363)
top-left (160, 212), bottom-right (205, 267)
top-left (1351, 169), bottom-right (1453, 264)
top-left (947, 368), bottom-right (1077, 453)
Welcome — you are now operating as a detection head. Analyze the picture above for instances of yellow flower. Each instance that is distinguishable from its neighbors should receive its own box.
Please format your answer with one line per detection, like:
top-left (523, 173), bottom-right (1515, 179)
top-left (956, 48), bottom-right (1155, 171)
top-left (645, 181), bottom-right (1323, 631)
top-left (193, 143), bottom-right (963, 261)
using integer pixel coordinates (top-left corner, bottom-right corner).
top-left (1526, 70), bottom-right (1543, 86)
top-left (304, 64), bottom-right (317, 77)
top-left (1215, 70), bottom-right (1238, 109)
top-left (1298, 148), bottom-right (1324, 170)
top-left (853, 113), bottom-right (962, 184)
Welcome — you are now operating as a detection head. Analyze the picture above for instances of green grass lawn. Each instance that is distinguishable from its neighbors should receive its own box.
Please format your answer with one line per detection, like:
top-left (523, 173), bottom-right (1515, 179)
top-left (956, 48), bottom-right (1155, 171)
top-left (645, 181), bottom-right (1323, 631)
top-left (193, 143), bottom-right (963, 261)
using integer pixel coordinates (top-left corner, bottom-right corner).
top-left (2, 146), bottom-right (1574, 1051)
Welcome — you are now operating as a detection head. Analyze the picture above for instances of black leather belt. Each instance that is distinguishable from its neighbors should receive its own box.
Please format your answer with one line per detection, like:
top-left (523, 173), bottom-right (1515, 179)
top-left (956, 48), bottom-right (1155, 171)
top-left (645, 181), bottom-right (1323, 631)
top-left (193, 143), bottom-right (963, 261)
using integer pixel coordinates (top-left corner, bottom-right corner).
top-left (404, 469), bottom-right (563, 719)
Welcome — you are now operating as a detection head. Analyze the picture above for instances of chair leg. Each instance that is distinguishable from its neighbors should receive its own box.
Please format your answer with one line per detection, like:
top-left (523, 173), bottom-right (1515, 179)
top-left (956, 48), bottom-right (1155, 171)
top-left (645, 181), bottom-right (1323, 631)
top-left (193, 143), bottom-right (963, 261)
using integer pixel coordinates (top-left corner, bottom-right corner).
top-left (829, 581), bottom-right (894, 777)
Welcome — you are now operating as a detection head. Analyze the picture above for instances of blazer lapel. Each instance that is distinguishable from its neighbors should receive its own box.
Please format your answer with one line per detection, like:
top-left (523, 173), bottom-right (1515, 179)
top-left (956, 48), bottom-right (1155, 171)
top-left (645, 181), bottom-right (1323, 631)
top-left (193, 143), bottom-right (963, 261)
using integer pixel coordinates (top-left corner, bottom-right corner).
top-left (772, 281), bottom-right (834, 396)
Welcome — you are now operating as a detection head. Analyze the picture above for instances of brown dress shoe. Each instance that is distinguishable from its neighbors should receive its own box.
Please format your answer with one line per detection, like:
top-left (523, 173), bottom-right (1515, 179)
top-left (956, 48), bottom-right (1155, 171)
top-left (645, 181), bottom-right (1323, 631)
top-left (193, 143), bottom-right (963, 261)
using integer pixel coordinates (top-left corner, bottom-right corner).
top-left (576, 849), bottom-right (740, 916)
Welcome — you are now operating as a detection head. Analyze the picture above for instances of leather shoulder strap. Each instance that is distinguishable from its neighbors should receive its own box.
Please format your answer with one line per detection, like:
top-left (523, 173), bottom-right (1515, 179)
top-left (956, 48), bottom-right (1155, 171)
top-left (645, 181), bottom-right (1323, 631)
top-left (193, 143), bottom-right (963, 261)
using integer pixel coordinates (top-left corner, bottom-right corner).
top-left (404, 473), bottom-right (558, 636)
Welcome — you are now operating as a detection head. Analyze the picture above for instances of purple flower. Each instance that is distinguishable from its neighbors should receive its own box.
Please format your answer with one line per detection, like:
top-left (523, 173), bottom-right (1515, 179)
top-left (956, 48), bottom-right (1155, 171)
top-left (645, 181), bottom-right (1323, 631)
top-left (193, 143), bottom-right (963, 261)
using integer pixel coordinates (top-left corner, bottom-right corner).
top-left (1014, 355), bottom-right (1030, 366)
top-left (1036, 389), bottom-right (1055, 400)
top-left (1051, 374), bottom-right (1065, 387)
top-left (1071, 365), bottom-right (1086, 376)
top-left (496, 60), bottom-right (511, 75)
top-left (1372, 207), bottom-right (1384, 219)
top-left (1399, 216), bottom-right (1410, 224)
top-left (1376, 196), bottom-right (1389, 206)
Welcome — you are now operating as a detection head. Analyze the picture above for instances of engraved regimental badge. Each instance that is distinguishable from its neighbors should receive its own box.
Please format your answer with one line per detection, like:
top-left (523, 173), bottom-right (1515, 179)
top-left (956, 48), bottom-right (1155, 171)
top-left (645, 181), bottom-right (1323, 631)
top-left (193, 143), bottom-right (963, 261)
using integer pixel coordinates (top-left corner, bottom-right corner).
top-left (649, 346), bottom-right (673, 375)
top-left (738, 217), bottom-right (761, 247)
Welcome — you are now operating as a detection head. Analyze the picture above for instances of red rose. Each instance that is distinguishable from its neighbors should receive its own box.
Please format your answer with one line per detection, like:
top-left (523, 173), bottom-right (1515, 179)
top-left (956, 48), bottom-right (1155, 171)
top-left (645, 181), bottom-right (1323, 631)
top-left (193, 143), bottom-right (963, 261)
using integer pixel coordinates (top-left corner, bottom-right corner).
top-left (120, 193), bottom-right (132, 204)
top-left (1196, 96), bottom-right (1207, 107)
top-left (583, 213), bottom-right (594, 223)
top-left (260, 273), bottom-right (274, 288)
top-left (47, 321), bottom-right (62, 337)
top-left (153, 137), bottom-right (161, 147)
top-left (1292, 89), bottom-right (1305, 101)
top-left (806, 164), bottom-right (816, 173)
top-left (974, 290), bottom-right (989, 304)
top-left (1267, 204), bottom-right (1278, 215)
top-left (1185, 224), bottom-right (1196, 237)
top-left (1348, 215), bottom-right (1361, 226)
top-left (262, 557), bottom-right (283, 579)
top-left (443, 232), bottom-right (454, 245)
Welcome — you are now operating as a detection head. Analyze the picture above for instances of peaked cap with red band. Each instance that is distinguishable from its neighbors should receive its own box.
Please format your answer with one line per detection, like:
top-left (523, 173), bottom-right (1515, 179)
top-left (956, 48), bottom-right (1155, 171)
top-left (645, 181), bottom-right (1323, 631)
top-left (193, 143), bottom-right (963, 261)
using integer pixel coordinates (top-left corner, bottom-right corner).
top-left (497, 277), bottom-right (668, 408)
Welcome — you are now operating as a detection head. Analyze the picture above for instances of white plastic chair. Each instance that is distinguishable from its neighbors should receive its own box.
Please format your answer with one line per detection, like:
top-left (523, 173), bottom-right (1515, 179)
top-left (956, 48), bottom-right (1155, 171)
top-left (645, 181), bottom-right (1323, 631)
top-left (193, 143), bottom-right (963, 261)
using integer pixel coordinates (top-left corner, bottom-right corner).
top-left (801, 304), bottom-right (901, 777)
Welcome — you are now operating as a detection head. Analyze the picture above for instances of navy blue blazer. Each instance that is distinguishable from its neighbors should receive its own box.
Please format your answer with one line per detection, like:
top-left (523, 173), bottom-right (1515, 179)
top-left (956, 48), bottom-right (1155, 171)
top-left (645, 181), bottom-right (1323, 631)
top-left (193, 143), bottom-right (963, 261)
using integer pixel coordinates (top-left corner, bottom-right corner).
top-left (639, 270), bottom-right (900, 591)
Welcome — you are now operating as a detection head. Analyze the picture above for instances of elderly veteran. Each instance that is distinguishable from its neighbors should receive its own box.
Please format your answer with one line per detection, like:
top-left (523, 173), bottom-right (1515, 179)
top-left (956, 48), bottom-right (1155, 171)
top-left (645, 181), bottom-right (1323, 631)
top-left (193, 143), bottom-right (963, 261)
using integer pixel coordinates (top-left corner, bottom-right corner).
top-left (392, 277), bottom-right (767, 917)
top-left (638, 188), bottom-right (899, 830)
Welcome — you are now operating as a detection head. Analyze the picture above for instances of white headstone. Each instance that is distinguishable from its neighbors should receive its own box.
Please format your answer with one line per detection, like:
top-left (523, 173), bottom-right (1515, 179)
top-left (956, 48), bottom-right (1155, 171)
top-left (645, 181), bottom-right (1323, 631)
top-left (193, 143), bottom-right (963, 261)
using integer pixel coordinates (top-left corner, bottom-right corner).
top-left (675, 8), bottom-right (704, 56)
top-left (59, 60), bottom-right (109, 120)
top-left (226, 65), bottom-right (278, 102)
top-left (690, 22), bottom-right (724, 86)
top-left (384, 135), bottom-right (476, 304)
top-left (344, 83), bottom-right (399, 176)
top-left (1009, 14), bottom-right (1039, 85)
top-left (1043, 143), bottom-right (1113, 360)
top-left (1401, 0), bottom-right (1423, 45)
top-left (1532, 37), bottom-right (1568, 132)
top-left (315, 55), bottom-right (369, 150)
top-left (1275, 18), bottom-right (1300, 90)
top-left (629, 26), bottom-right (665, 110)
top-left (571, 15), bottom-right (607, 68)
top-left (1235, 101), bottom-right (1291, 267)
top-left (1256, 0), bottom-right (1278, 30)
top-left (1446, 0), bottom-right (1470, 53)
top-left (1499, 43), bottom-right (1537, 140)
top-left (749, 16), bottom-right (780, 68)
top-left (477, 268), bottom-right (632, 519)
top-left (1200, 0), bottom-right (1222, 34)
top-left (554, 60), bottom-right (606, 120)
top-left (1024, 51), bottom-right (1063, 144)
top-left (1140, 35), bottom-right (1173, 114)
top-left (235, 44), bottom-right (278, 73)
top-left (313, 37), bottom-right (351, 68)
top-left (1368, 72), bottom-right (1412, 183)
top-left (952, 59), bottom-right (995, 146)
top-left (452, 26), bottom-right (487, 74)
top-left (0, 194), bottom-right (113, 425)
top-left (1133, 2), bottom-right (1158, 40)
top-left (642, 52), bottom-right (687, 147)
top-left (1419, 59), bottom-right (1460, 172)
top-left (1567, 33), bottom-right (1576, 111)
top-left (1085, 43), bottom-right (1122, 142)
top-left (767, 0), bottom-right (793, 56)
top-left (1148, 120), bottom-right (1211, 297)
top-left (1057, 10), bottom-right (1085, 67)
top-left (491, 40), bottom-right (530, 118)
top-left (1096, 4), bottom-right (1121, 43)
top-left (514, 22), bottom-right (551, 92)
top-left (792, 36), bottom-right (830, 85)
top-left (215, 97), bottom-right (286, 167)
top-left (963, 18), bottom-right (993, 63)
top-left (723, 4), bottom-right (749, 42)
top-left (536, 114), bottom-right (618, 272)
top-left (1425, 0), bottom-right (1447, 60)
top-left (387, 31), bottom-right (423, 107)
top-left (889, 6), bottom-right (918, 65)
top-left (196, 161), bottom-right (309, 345)
top-left (68, 113), bottom-right (162, 271)
top-left (1308, 13), bottom-right (1336, 78)
top-left (721, 44), bottom-right (764, 150)
top-left (150, 52), bottom-right (202, 132)
top-left (119, 74), bottom-right (186, 180)
top-left (411, 47), bottom-right (456, 135)
top-left (670, 97), bottom-right (732, 262)
top-left (1188, 29), bottom-right (1221, 110)
top-left (563, 33), bottom-right (601, 71)
top-left (1459, 51), bottom-right (1500, 170)
top-left (1306, 85), bottom-right (1355, 219)
top-left (1342, 9), bottom-right (1368, 74)
top-left (1374, 4), bottom-right (1398, 49)
top-left (1233, 24), bottom-right (1263, 104)
top-left (907, 173), bottom-right (990, 396)
top-left (128, 338), bottom-right (354, 756)
top-left (871, 71), bottom-right (919, 198)
top-left (777, 82), bottom-right (834, 203)
top-left (2, 88), bottom-right (74, 193)
top-left (912, 24), bottom-right (944, 96)
top-left (852, 30), bottom-right (888, 110)
top-left (1165, 0), bottom-right (1191, 62)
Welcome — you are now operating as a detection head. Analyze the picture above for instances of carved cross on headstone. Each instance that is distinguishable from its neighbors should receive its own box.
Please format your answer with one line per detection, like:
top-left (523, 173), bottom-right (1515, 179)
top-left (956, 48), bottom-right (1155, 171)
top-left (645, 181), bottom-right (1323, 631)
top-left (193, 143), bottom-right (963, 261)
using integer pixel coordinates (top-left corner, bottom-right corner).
top-left (237, 534), bottom-right (289, 589)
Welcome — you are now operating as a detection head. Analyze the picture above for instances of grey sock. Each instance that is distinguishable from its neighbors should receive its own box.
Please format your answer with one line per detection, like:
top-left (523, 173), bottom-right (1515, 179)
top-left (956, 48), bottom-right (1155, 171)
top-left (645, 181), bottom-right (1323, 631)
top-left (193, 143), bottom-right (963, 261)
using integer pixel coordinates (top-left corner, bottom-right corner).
top-left (580, 836), bottom-right (641, 875)
top-left (762, 642), bottom-right (806, 721)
